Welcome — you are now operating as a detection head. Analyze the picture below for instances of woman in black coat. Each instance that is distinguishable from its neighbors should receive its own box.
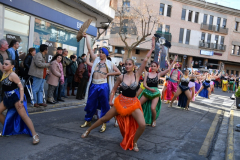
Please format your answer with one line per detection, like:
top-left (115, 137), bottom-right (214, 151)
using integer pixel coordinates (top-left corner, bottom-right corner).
top-left (23, 48), bottom-right (36, 80)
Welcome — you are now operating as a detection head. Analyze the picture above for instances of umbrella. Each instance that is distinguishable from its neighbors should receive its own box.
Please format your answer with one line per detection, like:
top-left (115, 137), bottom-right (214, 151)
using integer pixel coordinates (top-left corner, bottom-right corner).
top-left (76, 19), bottom-right (92, 42)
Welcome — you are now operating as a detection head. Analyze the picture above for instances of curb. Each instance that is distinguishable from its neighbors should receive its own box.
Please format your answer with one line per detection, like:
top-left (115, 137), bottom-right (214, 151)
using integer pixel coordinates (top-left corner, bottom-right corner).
top-left (226, 110), bottom-right (234, 160)
top-left (27, 100), bottom-right (85, 113)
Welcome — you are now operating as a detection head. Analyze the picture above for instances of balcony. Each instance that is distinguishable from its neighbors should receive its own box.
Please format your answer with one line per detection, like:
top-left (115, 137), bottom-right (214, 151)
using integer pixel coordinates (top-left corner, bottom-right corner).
top-left (199, 41), bottom-right (226, 52)
top-left (200, 23), bottom-right (228, 35)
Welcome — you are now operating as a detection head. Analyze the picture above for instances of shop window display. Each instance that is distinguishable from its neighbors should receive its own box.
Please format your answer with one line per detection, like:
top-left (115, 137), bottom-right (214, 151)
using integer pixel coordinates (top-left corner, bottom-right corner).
top-left (33, 18), bottom-right (85, 62)
top-left (4, 8), bottom-right (30, 61)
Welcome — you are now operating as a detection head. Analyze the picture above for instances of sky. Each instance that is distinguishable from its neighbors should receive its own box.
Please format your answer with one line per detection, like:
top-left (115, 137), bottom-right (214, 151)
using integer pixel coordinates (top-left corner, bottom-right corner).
top-left (206, 0), bottom-right (240, 10)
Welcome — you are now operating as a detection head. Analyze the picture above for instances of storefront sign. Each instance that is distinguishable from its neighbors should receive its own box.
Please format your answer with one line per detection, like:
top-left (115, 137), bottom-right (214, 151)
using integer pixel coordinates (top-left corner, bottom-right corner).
top-left (214, 52), bottom-right (222, 56)
top-left (200, 50), bottom-right (214, 56)
top-left (0, 0), bottom-right (97, 36)
top-left (42, 40), bottom-right (61, 62)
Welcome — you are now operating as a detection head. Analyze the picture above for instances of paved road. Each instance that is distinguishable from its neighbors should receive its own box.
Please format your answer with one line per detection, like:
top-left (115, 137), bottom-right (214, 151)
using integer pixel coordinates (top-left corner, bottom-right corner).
top-left (0, 89), bottom-right (234, 160)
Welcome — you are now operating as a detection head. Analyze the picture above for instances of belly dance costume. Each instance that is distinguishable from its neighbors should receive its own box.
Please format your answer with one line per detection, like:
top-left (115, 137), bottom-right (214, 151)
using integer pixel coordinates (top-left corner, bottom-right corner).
top-left (83, 63), bottom-right (110, 122)
top-left (1, 75), bottom-right (32, 136)
top-left (229, 78), bottom-right (235, 91)
top-left (114, 74), bottom-right (141, 150)
top-left (163, 76), bottom-right (173, 100)
top-left (188, 78), bottom-right (195, 101)
top-left (178, 77), bottom-right (190, 108)
top-left (199, 79), bottom-right (210, 98)
top-left (138, 74), bottom-right (161, 125)
top-left (222, 78), bottom-right (228, 92)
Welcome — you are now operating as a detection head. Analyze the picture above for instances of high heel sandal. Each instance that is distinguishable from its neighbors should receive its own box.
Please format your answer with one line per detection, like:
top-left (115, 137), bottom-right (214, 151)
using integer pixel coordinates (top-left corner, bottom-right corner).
top-left (133, 143), bottom-right (139, 152)
top-left (152, 121), bottom-right (156, 127)
top-left (81, 130), bottom-right (90, 138)
top-left (33, 134), bottom-right (40, 145)
top-left (114, 120), bottom-right (119, 127)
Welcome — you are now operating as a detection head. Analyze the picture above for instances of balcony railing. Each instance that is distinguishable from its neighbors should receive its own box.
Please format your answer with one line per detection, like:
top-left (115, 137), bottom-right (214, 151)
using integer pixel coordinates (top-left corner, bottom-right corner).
top-left (199, 41), bottom-right (226, 52)
top-left (200, 23), bottom-right (228, 35)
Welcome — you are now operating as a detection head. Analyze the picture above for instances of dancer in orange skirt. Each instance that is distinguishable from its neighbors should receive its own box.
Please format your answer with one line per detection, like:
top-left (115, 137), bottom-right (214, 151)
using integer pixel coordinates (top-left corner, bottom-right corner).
top-left (81, 37), bottom-right (155, 152)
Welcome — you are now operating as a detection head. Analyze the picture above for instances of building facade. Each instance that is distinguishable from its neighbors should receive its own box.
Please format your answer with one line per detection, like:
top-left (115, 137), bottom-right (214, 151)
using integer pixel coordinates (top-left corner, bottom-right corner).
top-left (105, 0), bottom-right (240, 75)
top-left (0, 0), bottom-right (117, 61)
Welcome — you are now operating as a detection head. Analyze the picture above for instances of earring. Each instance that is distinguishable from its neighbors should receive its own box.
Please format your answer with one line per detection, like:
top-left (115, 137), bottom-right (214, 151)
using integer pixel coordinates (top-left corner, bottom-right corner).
top-left (11, 68), bottom-right (13, 71)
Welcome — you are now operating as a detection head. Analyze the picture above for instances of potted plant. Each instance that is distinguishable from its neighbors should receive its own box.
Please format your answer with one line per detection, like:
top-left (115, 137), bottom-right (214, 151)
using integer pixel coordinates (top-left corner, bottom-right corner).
top-left (235, 86), bottom-right (240, 109)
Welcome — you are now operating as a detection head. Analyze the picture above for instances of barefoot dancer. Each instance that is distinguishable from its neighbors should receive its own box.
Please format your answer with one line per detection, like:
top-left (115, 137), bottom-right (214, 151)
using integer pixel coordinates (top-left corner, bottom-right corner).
top-left (0, 59), bottom-right (39, 144)
top-left (169, 69), bottom-right (192, 110)
top-left (81, 37), bottom-right (155, 152)
top-left (196, 73), bottom-right (212, 99)
top-left (80, 34), bottom-right (121, 132)
top-left (139, 57), bottom-right (177, 127)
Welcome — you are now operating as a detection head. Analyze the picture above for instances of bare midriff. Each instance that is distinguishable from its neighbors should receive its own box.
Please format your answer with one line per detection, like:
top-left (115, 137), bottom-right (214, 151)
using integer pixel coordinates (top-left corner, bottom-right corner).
top-left (92, 63), bottom-right (108, 79)
top-left (170, 69), bottom-right (178, 81)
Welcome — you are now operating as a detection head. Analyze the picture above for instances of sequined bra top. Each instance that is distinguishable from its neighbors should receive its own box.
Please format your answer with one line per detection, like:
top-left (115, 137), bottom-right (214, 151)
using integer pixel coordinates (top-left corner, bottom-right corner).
top-left (2, 74), bottom-right (18, 92)
top-left (121, 74), bottom-right (138, 98)
top-left (146, 73), bottom-right (158, 87)
top-left (93, 62), bottom-right (107, 75)
top-left (181, 76), bottom-right (189, 86)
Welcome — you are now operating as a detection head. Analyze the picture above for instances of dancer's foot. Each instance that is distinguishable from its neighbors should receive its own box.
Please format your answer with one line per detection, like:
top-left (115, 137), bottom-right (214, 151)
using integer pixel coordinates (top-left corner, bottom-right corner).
top-left (114, 120), bottom-right (118, 127)
top-left (168, 103), bottom-right (173, 107)
top-left (100, 123), bottom-right (106, 133)
top-left (165, 100), bottom-right (170, 104)
top-left (33, 134), bottom-right (40, 145)
top-left (133, 143), bottom-right (139, 152)
top-left (80, 121), bottom-right (91, 128)
top-left (195, 94), bottom-right (198, 97)
top-left (208, 96), bottom-right (210, 99)
top-left (81, 130), bottom-right (90, 138)
top-left (0, 132), bottom-right (2, 136)
top-left (152, 121), bottom-right (156, 127)
top-left (185, 107), bottom-right (189, 111)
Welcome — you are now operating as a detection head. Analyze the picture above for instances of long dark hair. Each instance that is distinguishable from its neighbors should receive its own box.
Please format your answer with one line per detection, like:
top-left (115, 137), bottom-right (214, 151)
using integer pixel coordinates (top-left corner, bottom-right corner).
top-left (51, 54), bottom-right (63, 63)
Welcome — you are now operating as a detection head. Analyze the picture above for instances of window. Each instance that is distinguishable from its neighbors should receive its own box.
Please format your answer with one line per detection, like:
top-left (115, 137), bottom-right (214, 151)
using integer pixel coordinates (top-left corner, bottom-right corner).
top-left (216, 17), bottom-right (221, 31)
top-left (235, 22), bottom-right (239, 31)
top-left (4, 8), bottom-right (30, 61)
top-left (188, 10), bottom-right (192, 21)
top-left (237, 46), bottom-right (240, 55)
top-left (231, 70), bottom-right (234, 74)
top-left (201, 32), bottom-right (205, 42)
top-left (222, 18), bottom-right (227, 28)
top-left (220, 36), bottom-right (224, 44)
top-left (179, 28), bottom-right (184, 43)
top-left (115, 47), bottom-right (124, 54)
top-left (181, 9), bottom-right (186, 20)
top-left (226, 70), bottom-right (229, 74)
top-left (236, 71), bottom-right (239, 77)
top-left (167, 5), bottom-right (172, 17)
top-left (158, 24), bottom-right (162, 31)
top-left (123, 0), bottom-right (130, 12)
top-left (185, 29), bottom-right (191, 44)
top-left (159, 3), bottom-right (165, 15)
top-left (165, 25), bottom-right (170, 32)
top-left (207, 34), bottom-right (211, 47)
top-left (232, 45), bottom-right (235, 54)
top-left (209, 15), bottom-right (213, 30)
top-left (194, 12), bottom-right (199, 23)
top-left (203, 14), bottom-right (207, 24)
top-left (215, 35), bottom-right (219, 48)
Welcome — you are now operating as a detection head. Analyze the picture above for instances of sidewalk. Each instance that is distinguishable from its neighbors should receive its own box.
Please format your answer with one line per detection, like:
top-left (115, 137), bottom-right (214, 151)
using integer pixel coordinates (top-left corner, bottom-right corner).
top-left (26, 95), bottom-right (85, 113)
top-left (232, 104), bottom-right (240, 160)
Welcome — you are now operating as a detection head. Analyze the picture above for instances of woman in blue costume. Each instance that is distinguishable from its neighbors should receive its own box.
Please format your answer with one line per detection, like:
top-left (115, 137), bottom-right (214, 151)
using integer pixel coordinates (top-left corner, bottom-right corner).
top-left (139, 56), bottom-right (177, 127)
top-left (195, 73), bottom-right (211, 99)
top-left (168, 69), bottom-right (192, 110)
top-left (0, 59), bottom-right (39, 144)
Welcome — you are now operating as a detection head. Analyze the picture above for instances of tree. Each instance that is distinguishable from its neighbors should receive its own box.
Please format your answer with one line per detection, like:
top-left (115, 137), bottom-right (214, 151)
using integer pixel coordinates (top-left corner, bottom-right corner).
top-left (111, 2), bottom-right (160, 58)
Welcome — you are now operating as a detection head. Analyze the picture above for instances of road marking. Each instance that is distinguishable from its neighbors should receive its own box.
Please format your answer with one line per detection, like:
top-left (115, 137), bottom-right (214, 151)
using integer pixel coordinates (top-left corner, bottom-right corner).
top-left (226, 110), bottom-right (234, 160)
top-left (199, 110), bottom-right (222, 157)
top-left (29, 104), bottom-right (85, 115)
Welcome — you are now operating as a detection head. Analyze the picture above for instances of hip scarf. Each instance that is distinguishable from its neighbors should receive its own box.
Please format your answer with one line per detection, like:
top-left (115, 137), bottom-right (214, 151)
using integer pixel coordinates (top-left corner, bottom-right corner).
top-left (2, 89), bottom-right (32, 136)
top-left (229, 81), bottom-right (235, 91)
top-left (114, 94), bottom-right (142, 150)
top-left (195, 82), bottom-right (201, 93)
top-left (166, 80), bottom-right (178, 100)
top-left (92, 78), bottom-right (107, 84)
top-left (140, 82), bottom-right (145, 90)
top-left (162, 81), bottom-right (173, 100)
top-left (138, 88), bottom-right (161, 125)
top-left (210, 81), bottom-right (214, 86)
top-left (84, 83), bottom-right (110, 121)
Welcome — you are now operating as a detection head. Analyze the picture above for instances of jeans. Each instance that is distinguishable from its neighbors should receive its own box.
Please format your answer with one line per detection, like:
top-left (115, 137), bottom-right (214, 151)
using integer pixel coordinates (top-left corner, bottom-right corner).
top-left (54, 82), bottom-right (63, 101)
top-left (32, 76), bottom-right (45, 104)
top-left (61, 77), bottom-right (68, 97)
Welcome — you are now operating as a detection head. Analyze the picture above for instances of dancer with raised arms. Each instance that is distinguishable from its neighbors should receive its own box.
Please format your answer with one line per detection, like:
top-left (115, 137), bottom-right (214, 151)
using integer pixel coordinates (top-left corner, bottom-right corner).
top-left (81, 37), bottom-right (155, 152)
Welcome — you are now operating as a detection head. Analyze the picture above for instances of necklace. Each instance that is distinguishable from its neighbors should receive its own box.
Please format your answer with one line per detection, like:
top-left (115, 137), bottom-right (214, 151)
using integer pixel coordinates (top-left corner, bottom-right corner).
top-left (1, 70), bottom-right (13, 82)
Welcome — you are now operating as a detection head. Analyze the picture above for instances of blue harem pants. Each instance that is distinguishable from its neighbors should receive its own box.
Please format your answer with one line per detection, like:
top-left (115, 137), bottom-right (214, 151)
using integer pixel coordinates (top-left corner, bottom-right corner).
top-left (84, 83), bottom-right (110, 121)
